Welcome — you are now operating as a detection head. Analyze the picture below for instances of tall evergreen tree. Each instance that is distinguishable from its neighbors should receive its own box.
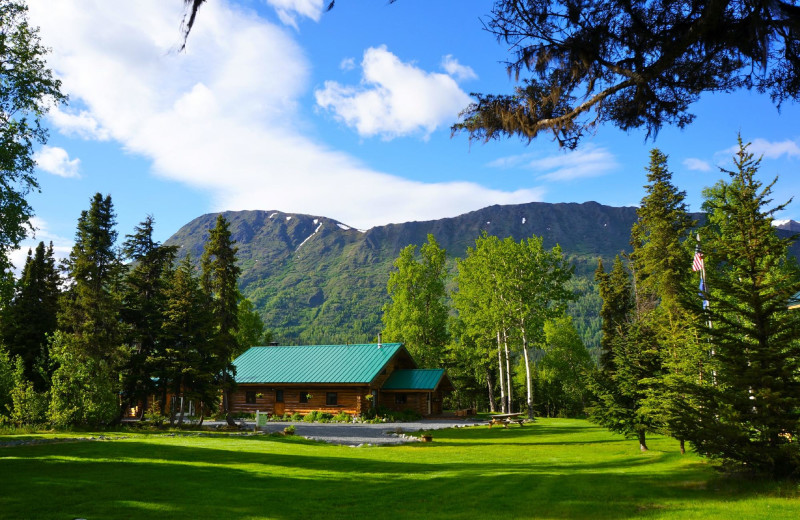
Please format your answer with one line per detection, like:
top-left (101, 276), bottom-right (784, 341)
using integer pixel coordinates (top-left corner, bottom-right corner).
top-left (686, 138), bottom-right (800, 477)
top-left (594, 256), bottom-right (633, 373)
top-left (1, 241), bottom-right (59, 390)
top-left (629, 150), bottom-right (703, 454)
top-left (119, 216), bottom-right (177, 418)
top-left (589, 255), bottom-right (659, 451)
top-left (52, 193), bottom-right (123, 426)
top-left (201, 215), bottom-right (241, 425)
top-left (59, 193), bottom-right (123, 363)
top-left (382, 234), bottom-right (449, 368)
top-left (630, 149), bottom-right (695, 310)
top-left (161, 255), bottom-right (214, 426)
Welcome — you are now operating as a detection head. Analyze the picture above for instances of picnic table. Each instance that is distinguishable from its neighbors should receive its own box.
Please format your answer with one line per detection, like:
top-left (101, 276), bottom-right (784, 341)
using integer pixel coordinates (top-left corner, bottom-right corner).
top-left (488, 413), bottom-right (525, 428)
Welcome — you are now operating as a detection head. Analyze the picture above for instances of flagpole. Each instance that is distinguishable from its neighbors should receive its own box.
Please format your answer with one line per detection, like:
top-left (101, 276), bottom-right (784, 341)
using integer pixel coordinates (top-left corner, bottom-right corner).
top-left (695, 233), bottom-right (715, 385)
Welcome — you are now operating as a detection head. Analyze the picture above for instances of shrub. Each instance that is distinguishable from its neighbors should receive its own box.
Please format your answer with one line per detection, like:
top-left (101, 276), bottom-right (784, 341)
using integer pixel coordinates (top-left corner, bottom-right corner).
top-left (333, 411), bottom-right (351, 423)
top-left (144, 401), bottom-right (166, 427)
top-left (10, 358), bottom-right (48, 426)
top-left (302, 410), bottom-right (334, 423)
top-left (289, 411), bottom-right (302, 422)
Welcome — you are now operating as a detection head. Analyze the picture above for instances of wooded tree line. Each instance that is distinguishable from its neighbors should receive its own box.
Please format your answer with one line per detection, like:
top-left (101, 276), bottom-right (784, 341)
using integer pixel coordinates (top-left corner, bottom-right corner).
top-left (381, 229), bottom-right (591, 421)
top-left (382, 140), bottom-right (800, 477)
top-left (0, 194), bottom-right (268, 428)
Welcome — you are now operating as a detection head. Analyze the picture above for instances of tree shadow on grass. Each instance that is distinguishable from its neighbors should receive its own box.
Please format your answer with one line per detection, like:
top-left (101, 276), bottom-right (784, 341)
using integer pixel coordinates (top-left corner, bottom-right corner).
top-left (0, 433), bottom-right (793, 520)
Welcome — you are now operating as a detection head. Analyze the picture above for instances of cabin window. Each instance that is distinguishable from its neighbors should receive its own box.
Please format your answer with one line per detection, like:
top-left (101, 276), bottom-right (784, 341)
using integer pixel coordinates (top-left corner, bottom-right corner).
top-left (299, 391), bottom-right (310, 404)
top-left (245, 391), bottom-right (257, 404)
top-left (395, 393), bottom-right (407, 405)
top-left (275, 389), bottom-right (284, 403)
top-left (326, 392), bottom-right (338, 406)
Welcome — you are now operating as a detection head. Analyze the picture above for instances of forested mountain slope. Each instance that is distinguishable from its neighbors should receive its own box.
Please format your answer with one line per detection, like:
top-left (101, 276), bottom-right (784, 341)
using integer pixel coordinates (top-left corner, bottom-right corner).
top-left (165, 201), bottom-right (799, 349)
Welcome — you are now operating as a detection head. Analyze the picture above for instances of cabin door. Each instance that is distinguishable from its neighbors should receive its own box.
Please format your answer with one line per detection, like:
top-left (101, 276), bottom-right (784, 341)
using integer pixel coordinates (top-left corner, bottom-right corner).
top-left (274, 402), bottom-right (285, 416)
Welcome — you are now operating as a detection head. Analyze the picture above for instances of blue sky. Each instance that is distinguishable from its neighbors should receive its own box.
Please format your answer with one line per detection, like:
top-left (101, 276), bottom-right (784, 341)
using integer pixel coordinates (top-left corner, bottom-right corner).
top-left (15, 0), bottom-right (800, 268)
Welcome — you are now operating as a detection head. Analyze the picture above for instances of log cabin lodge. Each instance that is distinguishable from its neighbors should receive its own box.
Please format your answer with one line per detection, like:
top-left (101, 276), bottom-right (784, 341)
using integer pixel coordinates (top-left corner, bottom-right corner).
top-left (230, 342), bottom-right (453, 417)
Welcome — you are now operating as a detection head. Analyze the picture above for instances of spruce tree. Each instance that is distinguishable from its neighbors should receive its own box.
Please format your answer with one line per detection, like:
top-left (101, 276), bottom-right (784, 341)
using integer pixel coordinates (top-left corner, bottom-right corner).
top-left (162, 255), bottom-right (214, 425)
top-left (630, 149), bottom-right (694, 310)
top-left (589, 255), bottom-right (659, 451)
top-left (1, 241), bottom-right (60, 390)
top-left (53, 193), bottom-right (123, 426)
top-left (119, 216), bottom-right (177, 418)
top-left (630, 150), bottom-right (702, 453)
top-left (687, 138), bottom-right (800, 477)
top-left (594, 256), bottom-right (633, 373)
top-left (200, 215), bottom-right (241, 425)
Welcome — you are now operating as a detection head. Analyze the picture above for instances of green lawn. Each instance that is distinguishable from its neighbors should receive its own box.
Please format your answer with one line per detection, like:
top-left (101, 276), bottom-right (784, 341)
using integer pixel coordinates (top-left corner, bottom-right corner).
top-left (1, 419), bottom-right (798, 519)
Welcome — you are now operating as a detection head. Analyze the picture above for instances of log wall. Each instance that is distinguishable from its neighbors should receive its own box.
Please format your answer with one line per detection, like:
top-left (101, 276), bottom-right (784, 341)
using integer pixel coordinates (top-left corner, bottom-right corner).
top-left (231, 385), bottom-right (371, 416)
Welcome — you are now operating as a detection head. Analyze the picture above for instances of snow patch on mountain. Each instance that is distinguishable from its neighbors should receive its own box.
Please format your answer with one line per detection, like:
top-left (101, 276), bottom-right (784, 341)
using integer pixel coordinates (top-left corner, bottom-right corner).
top-left (773, 219), bottom-right (800, 232)
top-left (296, 222), bottom-right (323, 251)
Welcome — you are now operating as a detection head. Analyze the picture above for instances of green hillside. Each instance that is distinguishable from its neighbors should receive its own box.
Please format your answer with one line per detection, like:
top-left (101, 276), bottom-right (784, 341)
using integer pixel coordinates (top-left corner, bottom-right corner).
top-left (164, 201), bottom-right (799, 350)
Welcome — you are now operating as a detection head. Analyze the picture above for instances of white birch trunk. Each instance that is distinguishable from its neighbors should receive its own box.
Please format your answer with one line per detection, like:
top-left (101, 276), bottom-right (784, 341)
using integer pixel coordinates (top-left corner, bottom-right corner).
top-left (503, 328), bottom-right (513, 413)
top-left (497, 330), bottom-right (507, 413)
top-left (521, 324), bottom-right (534, 419)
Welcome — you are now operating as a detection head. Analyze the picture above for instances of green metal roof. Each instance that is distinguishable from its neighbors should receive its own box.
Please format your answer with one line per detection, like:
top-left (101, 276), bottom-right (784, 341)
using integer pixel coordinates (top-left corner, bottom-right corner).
top-left (233, 343), bottom-right (404, 384)
top-left (382, 369), bottom-right (445, 391)
top-left (790, 291), bottom-right (800, 309)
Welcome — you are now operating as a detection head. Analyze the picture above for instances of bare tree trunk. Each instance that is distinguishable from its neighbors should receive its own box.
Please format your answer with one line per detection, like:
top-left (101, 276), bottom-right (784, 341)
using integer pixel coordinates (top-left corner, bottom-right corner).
top-left (198, 402), bottom-right (205, 426)
top-left (503, 329), bottom-right (513, 413)
top-left (486, 368), bottom-right (497, 412)
top-left (223, 371), bottom-right (236, 426)
top-left (169, 394), bottom-right (177, 427)
top-left (497, 330), bottom-right (507, 413)
top-left (679, 439), bottom-right (685, 454)
top-left (638, 430), bottom-right (648, 451)
top-left (521, 324), bottom-right (534, 420)
top-left (177, 394), bottom-right (186, 427)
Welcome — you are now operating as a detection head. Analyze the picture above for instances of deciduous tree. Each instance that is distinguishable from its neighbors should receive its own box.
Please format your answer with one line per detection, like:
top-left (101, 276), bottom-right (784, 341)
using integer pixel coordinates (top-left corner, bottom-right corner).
top-left (0, 0), bottom-right (66, 302)
top-left (382, 234), bottom-right (449, 368)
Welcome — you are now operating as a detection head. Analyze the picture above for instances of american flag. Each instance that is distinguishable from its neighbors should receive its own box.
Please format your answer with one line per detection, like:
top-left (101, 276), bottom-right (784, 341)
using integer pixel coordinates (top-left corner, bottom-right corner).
top-left (692, 245), bottom-right (704, 272)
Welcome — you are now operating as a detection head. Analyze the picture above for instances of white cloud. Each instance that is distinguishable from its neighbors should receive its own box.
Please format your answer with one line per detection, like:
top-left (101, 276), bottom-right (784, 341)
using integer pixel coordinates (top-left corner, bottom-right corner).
top-left (48, 106), bottom-right (111, 141)
top-left (265, 0), bottom-right (325, 28)
top-left (489, 146), bottom-right (619, 181)
top-left (683, 157), bottom-right (712, 172)
top-left (33, 146), bottom-right (81, 178)
top-left (718, 138), bottom-right (800, 161)
top-left (339, 57), bottom-right (355, 71)
top-left (315, 45), bottom-right (473, 139)
top-left (441, 55), bottom-right (477, 81)
top-left (8, 217), bottom-right (73, 275)
top-left (27, 1), bottom-right (539, 230)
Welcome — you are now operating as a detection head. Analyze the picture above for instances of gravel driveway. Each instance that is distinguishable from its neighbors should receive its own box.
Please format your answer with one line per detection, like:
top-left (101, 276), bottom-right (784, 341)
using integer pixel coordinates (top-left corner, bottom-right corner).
top-left (248, 419), bottom-right (485, 446)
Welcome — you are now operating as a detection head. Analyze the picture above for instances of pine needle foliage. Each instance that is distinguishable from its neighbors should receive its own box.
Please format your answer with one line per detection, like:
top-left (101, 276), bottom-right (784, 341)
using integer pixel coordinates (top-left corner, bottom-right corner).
top-left (686, 138), bottom-right (800, 477)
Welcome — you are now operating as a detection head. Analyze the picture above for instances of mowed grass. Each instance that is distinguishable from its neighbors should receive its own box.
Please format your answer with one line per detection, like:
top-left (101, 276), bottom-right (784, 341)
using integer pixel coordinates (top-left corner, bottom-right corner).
top-left (1, 419), bottom-right (798, 519)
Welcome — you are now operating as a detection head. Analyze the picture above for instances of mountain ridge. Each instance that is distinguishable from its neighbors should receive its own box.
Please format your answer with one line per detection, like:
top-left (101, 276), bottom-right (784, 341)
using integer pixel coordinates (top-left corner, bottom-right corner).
top-left (164, 200), bottom-right (799, 347)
